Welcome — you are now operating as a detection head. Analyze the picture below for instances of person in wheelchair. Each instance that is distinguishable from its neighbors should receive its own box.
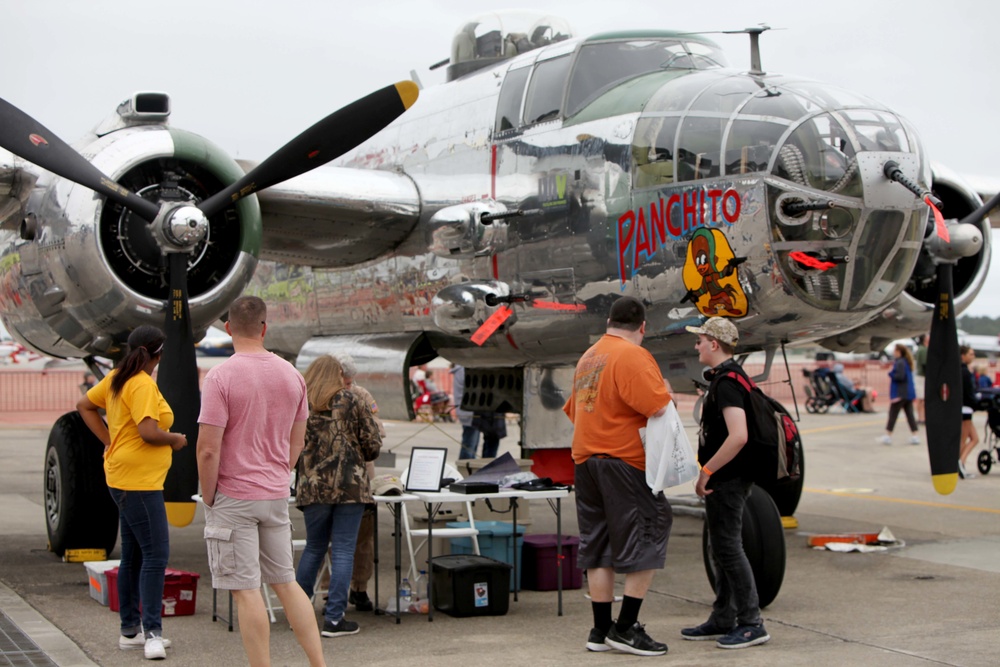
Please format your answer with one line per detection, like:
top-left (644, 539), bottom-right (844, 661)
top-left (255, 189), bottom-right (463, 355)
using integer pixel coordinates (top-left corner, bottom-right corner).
top-left (831, 363), bottom-right (874, 413)
top-left (804, 365), bottom-right (872, 413)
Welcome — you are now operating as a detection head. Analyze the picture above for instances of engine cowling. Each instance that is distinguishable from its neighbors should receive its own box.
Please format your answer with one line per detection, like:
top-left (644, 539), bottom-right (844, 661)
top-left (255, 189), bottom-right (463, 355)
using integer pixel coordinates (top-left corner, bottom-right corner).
top-left (1, 114), bottom-right (260, 359)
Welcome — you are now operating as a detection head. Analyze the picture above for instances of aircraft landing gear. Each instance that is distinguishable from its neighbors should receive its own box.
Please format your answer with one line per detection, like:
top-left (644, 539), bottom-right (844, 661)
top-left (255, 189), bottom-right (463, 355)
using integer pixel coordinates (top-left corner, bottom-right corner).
top-left (44, 412), bottom-right (118, 557)
top-left (701, 484), bottom-right (786, 608)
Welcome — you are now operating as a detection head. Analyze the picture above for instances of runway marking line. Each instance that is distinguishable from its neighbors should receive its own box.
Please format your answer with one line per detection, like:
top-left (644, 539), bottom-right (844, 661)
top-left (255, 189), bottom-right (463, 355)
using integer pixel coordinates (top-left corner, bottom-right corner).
top-left (799, 419), bottom-right (884, 434)
top-left (804, 487), bottom-right (1000, 515)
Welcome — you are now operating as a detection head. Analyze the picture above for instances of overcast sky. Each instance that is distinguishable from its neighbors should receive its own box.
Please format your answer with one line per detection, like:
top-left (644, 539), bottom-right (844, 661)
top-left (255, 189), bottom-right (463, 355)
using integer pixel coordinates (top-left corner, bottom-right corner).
top-left (4, 0), bottom-right (998, 316)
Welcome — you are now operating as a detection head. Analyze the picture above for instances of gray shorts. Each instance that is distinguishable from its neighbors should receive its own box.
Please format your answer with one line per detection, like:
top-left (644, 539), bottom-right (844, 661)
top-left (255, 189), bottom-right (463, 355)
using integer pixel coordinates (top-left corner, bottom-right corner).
top-left (915, 374), bottom-right (925, 400)
top-left (204, 492), bottom-right (296, 590)
top-left (574, 457), bottom-right (672, 573)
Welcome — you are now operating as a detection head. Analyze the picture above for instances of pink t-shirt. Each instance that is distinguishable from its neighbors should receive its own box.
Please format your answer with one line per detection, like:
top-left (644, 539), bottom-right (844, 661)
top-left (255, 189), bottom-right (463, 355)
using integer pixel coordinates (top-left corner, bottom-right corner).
top-left (198, 352), bottom-right (308, 500)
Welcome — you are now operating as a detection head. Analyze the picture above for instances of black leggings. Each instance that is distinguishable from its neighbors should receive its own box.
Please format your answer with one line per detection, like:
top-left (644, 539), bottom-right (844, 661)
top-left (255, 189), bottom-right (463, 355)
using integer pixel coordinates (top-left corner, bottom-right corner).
top-left (886, 399), bottom-right (918, 433)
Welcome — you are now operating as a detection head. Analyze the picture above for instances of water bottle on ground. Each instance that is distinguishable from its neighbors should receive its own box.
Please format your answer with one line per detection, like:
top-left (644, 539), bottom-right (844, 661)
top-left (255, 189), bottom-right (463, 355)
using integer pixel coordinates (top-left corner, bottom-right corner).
top-left (417, 570), bottom-right (429, 601)
top-left (399, 577), bottom-right (412, 611)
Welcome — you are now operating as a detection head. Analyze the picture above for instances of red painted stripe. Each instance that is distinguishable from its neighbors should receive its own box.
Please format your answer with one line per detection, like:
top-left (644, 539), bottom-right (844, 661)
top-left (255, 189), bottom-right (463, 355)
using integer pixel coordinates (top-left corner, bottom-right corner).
top-left (490, 144), bottom-right (497, 199)
top-left (532, 300), bottom-right (586, 312)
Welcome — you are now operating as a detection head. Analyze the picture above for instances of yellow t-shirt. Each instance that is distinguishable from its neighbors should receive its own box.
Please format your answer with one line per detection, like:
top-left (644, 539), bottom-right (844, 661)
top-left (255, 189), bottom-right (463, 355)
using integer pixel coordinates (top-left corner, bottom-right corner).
top-left (87, 370), bottom-right (174, 491)
top-left (564, 334), bottom-right (671, 470)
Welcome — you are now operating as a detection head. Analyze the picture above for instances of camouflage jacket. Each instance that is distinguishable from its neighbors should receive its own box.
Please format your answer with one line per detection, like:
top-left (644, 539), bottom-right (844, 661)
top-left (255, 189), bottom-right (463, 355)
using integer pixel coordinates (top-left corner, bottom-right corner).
top-left (295, 389), bottom-right (382, 507)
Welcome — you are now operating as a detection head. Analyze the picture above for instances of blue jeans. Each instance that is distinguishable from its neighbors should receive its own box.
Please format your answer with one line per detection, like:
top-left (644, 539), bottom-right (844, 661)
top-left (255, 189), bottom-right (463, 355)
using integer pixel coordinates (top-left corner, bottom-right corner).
top-left (458, 426), bottom-right (481, 460)
top-left (109, 488), bottom-right (169, 637)
top-left (296, 503), bottom-right (365, 623)
top-left (704, 478), bottom-right (761, 627)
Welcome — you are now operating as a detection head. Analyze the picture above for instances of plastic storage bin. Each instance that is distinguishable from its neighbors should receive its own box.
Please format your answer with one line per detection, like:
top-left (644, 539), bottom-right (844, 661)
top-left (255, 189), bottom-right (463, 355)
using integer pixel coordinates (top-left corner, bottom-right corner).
top-left (447, 520), bottom-right (524, 587)
top-left (107, 567), bottom-right (200, 616)
top-left (430, 554), bottom-right (511, 617)
top-left (84, 560), bottom-right (121, 606)
top-left (521, 534), bottom-right (582, 591)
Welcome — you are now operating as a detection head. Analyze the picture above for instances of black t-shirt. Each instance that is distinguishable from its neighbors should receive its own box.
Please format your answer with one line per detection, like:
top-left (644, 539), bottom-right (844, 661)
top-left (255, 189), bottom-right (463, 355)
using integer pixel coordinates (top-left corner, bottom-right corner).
top-left (699, 360), bottom-right (755, 485)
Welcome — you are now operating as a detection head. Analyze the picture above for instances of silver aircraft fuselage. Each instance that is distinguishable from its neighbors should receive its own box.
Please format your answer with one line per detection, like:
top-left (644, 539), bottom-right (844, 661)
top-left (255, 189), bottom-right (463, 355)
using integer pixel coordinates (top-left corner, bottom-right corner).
top-left (250, 30), bottom-right (968, 385)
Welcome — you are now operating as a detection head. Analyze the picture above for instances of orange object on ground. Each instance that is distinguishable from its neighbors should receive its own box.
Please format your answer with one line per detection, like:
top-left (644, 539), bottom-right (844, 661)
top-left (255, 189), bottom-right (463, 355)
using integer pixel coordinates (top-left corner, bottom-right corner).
top-left (807, 533), bottom-right (881, 547)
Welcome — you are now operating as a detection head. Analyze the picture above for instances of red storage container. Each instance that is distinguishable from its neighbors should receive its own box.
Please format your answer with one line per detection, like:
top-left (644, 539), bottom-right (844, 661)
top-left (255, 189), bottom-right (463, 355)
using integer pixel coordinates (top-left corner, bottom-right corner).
top-left (521, 534), bottom-right (582, 591)
top-left (107, 567), bottom-right (199, 616)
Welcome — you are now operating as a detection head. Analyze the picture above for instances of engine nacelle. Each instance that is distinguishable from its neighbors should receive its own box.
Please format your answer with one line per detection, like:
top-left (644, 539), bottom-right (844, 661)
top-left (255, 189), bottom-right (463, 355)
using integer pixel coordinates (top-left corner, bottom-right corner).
top-left (0, 103), bottom-right (261, 359)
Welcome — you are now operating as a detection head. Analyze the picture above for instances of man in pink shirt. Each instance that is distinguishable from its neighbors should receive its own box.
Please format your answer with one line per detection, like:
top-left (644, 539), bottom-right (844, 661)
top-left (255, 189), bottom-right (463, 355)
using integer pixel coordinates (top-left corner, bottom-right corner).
top-left (197, 296), bottom-right (326, 667)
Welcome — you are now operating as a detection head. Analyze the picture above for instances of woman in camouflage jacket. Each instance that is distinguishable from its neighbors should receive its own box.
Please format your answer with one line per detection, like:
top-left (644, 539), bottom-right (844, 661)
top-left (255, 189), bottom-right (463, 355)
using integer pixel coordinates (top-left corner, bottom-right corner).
top-left (294, 354), bottom-right (382, 637)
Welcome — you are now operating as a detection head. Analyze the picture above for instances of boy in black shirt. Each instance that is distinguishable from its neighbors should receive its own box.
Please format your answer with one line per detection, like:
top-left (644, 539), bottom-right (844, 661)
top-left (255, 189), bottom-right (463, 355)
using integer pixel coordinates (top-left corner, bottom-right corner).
top-left (683, 317), bottom-right (770, 650)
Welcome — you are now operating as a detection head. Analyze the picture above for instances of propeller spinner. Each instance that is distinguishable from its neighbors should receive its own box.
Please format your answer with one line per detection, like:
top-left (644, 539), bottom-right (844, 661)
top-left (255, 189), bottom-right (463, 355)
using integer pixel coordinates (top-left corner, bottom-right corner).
top-left (0, 81), bottom-right (419, 516)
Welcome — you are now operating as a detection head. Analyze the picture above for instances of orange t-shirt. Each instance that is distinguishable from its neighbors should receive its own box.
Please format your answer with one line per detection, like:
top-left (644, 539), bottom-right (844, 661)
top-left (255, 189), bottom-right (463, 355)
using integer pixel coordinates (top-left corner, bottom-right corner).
top-left (563, 334), bottom-right (671, 470)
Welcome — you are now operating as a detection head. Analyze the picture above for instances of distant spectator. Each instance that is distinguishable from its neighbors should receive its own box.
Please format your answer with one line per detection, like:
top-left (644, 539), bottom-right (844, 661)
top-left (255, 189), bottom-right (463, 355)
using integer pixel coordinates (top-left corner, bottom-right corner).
top-left (451, 365), bottom-right (481, 460)
top-left (973, 363), bottom-right (993, 389)
top-left (472, 412), bottom-right (507, 458)
top-left (831, 363), bottom-right (874, 412)
top-left (79, 372), bottom-right (96, 396)
top-left (877, 343), bottom-right (919, 446)
top-left (914, 334), bottom-right (928, 423)
top-left (959, 345), bottom-right (979, 479)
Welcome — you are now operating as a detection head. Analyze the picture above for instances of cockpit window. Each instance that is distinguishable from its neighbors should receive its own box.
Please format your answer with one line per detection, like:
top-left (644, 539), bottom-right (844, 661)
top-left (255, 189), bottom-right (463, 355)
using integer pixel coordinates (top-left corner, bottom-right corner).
top-left (523, 55), bottom-right (572, 125)
top-left (566, 39), bottom-right (727, 117)
top-left (495, 66), bottom-right (531, 133)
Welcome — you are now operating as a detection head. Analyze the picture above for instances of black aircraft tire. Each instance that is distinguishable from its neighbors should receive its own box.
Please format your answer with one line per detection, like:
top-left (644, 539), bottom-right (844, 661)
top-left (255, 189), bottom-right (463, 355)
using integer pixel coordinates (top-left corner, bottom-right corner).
top-left (757, 438), bottom-right (805, 517)
top-left (44, 412), bottom-right (118, 557)
top-left (702, 484), bottom-right (786, 609)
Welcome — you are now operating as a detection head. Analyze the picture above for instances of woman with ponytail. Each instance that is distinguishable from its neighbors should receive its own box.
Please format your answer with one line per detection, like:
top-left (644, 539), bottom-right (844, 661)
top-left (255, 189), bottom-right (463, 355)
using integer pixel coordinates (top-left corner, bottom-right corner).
top-left (77, 325), bottom-right (187, 660)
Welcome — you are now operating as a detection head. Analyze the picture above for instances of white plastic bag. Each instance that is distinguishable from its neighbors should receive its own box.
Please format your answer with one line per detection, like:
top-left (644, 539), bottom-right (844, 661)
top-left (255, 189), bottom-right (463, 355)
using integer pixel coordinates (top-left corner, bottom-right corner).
top-left (644, 402), bottom-right (699, 493)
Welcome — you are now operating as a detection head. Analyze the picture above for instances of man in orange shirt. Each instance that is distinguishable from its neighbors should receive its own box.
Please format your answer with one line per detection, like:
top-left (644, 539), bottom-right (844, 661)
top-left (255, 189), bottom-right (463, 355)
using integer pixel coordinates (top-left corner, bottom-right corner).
top-left (564, 296), bottom-right (672, 657)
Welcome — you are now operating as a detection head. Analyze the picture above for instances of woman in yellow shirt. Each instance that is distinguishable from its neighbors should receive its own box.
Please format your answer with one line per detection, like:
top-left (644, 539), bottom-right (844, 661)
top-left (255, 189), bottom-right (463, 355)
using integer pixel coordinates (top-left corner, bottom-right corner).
top-left (77, 325), bottom-right (187, 659)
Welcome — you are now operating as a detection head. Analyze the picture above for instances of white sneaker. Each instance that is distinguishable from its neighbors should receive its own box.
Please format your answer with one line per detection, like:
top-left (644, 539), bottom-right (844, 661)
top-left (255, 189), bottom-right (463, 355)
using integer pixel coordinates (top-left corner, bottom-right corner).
top-left (909, 435), bottom-right (920, 445)
top-left (144, 636), bottom-right (166, 660)
top-left (877, 435), bottom-right (892, 445)
top-left (120, 634), bottom-right (172, 650)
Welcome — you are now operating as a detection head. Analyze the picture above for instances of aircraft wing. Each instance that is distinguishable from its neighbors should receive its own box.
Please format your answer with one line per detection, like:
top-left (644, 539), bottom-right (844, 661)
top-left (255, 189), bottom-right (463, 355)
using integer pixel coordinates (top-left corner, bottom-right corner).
top-left (240, 161), bottom-right (422, 268)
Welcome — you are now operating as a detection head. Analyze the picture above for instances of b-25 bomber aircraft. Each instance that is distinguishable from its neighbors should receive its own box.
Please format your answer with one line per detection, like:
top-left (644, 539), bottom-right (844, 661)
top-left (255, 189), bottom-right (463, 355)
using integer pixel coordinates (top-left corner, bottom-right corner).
top-left (1, 12), bottom-right (995, 607)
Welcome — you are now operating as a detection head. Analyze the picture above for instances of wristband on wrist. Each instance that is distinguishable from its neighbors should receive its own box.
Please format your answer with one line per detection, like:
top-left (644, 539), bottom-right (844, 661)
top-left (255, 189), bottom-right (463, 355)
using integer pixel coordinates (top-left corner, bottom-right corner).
top-left (702, 466), bottom-right (713, 476)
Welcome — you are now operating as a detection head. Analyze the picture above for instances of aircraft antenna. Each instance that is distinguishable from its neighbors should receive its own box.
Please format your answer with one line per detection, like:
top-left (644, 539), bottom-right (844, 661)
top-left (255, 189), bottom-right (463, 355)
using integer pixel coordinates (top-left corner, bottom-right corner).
top-left (722, 24), bottom-right (772, 76)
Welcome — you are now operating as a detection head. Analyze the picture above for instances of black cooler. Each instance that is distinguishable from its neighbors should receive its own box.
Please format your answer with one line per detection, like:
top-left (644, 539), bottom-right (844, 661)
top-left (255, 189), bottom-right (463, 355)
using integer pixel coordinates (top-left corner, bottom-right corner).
top-left (431, 554), bottom-right (512, 617)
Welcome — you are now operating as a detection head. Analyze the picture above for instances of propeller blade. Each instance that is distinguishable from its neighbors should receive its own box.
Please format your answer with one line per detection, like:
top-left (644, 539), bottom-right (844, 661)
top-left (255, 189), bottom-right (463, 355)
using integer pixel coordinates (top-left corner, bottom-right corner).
top-left (157, 252), bottom-right (200, 525)
top-left (924, 263), bottom-right (962, 495)
top-left (198, 81), bottom-right (419, 218)
top-left (0, 97), bottom-right (161, 223)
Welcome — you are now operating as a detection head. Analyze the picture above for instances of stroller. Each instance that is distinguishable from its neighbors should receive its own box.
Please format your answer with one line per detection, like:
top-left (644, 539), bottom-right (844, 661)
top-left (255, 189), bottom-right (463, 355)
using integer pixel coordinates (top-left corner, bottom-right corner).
top-left (975, 388), bottom-right (1000, 475)
top-left (803, 367), bottom-right (872, 414)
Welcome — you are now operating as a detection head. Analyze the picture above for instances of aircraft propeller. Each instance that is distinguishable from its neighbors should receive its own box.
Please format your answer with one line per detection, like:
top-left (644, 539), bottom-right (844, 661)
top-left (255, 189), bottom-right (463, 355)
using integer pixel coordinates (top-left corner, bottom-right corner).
top-left (0, 82), bottom-right (419, 508)
top-left (883, 163), bottom-right (993, 494)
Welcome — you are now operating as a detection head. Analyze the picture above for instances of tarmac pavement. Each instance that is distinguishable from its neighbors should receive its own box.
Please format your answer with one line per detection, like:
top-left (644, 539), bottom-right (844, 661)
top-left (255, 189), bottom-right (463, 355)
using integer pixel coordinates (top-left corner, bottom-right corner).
top-left (1, 404), bottom-right (999, 666)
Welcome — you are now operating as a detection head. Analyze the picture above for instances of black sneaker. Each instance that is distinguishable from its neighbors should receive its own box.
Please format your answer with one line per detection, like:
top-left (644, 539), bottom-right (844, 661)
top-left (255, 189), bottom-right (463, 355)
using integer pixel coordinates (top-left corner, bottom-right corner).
top-left (605, 622), bottom-right (668, 656)
top-left (716, 624), bottom-right (770, 649)
top-left (321, 618), bottom-right (360, 638)
top-left (681, 620), bottom-right (734, 641)
top-left (349, 589), bottom-right (374, 612)
top-left (585, 627), bottom-right (610, 652)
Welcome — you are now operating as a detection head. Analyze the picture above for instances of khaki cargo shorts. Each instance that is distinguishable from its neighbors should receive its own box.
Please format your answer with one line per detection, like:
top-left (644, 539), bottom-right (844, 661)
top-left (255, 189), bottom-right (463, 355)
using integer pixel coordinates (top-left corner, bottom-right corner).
top-left (204, 492), bottom-right (296, 590)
